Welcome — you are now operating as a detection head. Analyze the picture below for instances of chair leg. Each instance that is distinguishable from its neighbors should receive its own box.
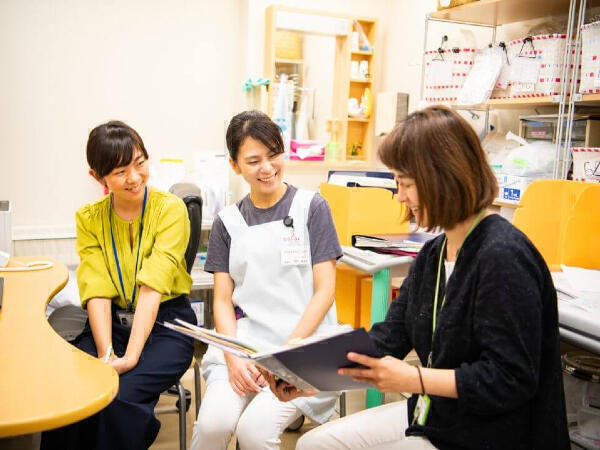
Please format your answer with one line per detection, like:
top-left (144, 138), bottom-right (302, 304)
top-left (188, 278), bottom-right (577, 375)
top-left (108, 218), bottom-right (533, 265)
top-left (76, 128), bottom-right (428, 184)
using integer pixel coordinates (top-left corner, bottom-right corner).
top-left (194, 360), bottom-right (202, 417)
top-left (339, 391), bottom-right (347, 417)
top-left (177, 381), bottom-right (187, 450)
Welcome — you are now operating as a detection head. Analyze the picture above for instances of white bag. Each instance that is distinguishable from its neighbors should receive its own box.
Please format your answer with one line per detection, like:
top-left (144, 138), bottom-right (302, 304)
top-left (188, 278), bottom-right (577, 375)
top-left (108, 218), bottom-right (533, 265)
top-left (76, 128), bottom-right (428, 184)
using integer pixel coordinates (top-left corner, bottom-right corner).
top-left (503, 140), bottom-right (556, 177)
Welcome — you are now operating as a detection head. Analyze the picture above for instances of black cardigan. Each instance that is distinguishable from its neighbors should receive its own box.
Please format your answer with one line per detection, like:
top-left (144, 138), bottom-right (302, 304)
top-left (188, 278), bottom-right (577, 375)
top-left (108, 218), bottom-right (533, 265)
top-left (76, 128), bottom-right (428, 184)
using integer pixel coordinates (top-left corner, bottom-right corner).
top-left (369, 214), bottom-right (569, 450)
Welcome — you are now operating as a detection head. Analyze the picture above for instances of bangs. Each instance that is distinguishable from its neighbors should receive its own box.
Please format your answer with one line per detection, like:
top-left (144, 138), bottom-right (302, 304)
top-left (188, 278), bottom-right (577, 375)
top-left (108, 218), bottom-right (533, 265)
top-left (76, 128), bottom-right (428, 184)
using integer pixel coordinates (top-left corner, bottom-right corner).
top-left (86, 120), bottom-right (148, 178)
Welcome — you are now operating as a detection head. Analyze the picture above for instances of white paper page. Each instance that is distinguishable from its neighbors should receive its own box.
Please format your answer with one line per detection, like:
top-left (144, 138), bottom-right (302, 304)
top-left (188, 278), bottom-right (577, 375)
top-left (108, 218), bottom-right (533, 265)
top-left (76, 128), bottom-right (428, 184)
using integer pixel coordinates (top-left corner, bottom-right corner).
top-left (510, 57), bottom-right (542, 84)
top-left (429, 59), bottom-right (453, 86)
top-left (560, 265), bottom-right (600, 297)
top-left (457, 48), bottom-right (504, 105)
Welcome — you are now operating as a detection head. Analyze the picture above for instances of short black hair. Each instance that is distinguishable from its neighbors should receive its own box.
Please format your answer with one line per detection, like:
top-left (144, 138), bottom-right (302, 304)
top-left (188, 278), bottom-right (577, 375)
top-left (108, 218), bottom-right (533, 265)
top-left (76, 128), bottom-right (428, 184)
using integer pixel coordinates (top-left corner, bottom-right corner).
top-left (86, 120), bottom-right (148, 178)
top-left (225, 110), bottom-right (284, 161)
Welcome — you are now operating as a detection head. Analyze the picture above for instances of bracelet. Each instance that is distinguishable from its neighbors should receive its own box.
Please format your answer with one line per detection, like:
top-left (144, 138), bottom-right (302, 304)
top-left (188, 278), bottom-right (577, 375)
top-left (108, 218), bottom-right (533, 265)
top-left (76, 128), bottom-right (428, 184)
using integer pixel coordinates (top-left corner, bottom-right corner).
top-left (416, 366), bottom-right (426, 395)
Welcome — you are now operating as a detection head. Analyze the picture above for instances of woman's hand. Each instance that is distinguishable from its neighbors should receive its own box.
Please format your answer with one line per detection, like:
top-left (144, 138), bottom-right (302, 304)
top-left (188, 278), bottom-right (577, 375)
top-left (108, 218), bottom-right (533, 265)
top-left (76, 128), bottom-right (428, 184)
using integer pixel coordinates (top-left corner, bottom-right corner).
top-left (109, 355), bottom-right (138, 375)
top-left (257, 367), bottom-right (317, 402)
top-left (338, 353), bottom-right (419, 393)
top-left (226, 355), bottom-right (267, 396)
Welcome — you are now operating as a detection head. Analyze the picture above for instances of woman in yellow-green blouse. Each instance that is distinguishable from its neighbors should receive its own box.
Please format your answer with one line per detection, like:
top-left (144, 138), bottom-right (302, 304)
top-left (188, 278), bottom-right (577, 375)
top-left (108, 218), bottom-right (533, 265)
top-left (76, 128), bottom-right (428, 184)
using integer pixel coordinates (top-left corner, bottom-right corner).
top-left (41, 121), bottom-right (197, 450)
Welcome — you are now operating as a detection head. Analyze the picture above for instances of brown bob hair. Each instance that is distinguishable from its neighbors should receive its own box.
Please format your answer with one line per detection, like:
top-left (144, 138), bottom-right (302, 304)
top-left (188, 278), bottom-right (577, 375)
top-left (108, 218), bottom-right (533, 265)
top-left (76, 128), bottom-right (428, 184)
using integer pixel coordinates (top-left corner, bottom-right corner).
top-left (378, 105), bottom-right (497, 230)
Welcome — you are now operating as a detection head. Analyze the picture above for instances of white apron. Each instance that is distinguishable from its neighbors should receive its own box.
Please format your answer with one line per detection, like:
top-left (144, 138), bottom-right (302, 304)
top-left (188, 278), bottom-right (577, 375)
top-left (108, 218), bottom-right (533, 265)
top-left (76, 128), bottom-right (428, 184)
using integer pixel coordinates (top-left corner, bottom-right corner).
top-left (201, 188), bottom-right (338, 423)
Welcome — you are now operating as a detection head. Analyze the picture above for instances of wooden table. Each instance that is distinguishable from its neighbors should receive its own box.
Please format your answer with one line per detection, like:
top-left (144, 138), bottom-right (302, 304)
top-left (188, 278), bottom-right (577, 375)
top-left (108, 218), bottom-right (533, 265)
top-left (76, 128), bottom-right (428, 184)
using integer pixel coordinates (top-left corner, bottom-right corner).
top-left (0, 257), bottom-right (118, 438)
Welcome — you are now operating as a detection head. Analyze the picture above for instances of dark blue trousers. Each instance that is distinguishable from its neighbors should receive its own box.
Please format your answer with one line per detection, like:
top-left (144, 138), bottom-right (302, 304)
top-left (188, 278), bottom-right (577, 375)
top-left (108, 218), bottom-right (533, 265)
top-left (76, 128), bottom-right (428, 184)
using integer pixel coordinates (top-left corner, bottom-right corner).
top-left (41, 296), bottom-right (196, 450)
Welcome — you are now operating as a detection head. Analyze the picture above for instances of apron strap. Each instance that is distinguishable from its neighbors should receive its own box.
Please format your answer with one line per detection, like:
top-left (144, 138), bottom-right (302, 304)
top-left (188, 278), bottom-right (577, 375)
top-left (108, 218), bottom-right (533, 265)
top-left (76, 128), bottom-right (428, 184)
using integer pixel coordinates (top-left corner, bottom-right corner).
top-left (288, 189), bottom-right (315, 235)
top-left (218, 204), bottom-right (247, 239)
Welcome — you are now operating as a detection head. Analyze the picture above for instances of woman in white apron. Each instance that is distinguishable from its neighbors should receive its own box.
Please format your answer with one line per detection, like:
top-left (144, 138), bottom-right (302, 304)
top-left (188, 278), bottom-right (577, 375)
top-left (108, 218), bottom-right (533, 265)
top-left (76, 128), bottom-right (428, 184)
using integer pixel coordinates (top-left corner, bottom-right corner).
top-left (191, 110), bottom-right (342, 450)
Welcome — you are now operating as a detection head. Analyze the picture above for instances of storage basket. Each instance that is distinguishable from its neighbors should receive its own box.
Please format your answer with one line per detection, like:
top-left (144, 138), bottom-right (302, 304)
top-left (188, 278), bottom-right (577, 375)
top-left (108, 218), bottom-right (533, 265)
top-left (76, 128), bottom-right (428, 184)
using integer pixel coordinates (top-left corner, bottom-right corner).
top-left (571, 147), bottom-right (600, 182)
top-left (580, 21), bottom-right (600, 94)
top-left (507, 34), bottom-right (571, 98)
top-left (423, 47), bottom-right (475, 103)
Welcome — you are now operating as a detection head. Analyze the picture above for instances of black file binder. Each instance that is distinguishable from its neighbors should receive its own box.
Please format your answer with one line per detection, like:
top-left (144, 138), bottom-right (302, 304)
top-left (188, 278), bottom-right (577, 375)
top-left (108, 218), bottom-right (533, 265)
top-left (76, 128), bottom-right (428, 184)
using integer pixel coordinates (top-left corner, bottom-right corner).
top-left (163, 320), bottom-right (382, 392)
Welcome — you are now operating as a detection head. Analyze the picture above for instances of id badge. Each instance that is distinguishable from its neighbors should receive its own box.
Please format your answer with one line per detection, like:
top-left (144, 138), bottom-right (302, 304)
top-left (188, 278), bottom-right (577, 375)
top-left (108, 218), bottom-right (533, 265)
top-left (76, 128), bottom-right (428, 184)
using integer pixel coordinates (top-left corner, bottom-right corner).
top-left (281, 244), bottom-right (309, 266)
top-left (116, 310), bottom-right (135, 328)
top-left (412, 394), bottom-right (431, 426)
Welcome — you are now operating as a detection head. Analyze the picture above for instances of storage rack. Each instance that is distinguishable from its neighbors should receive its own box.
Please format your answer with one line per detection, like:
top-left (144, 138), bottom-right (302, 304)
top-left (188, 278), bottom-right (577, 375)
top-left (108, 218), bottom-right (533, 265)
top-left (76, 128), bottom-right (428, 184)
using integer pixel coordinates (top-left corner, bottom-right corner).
top-left (421, 0), bottom-right (600, 183)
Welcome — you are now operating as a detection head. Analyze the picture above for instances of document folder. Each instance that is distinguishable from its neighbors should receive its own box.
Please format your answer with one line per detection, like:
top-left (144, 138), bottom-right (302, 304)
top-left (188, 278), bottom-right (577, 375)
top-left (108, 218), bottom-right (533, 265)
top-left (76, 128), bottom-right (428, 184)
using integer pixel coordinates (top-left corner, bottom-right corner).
top-left (163, 320), bottom-right (382, 392)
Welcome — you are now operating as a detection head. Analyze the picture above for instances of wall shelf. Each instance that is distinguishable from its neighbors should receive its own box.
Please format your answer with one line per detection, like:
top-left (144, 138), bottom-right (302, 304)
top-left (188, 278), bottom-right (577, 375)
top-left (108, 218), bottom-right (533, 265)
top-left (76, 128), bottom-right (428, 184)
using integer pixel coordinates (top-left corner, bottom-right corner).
top-left (350, 77), bottom-right (372, 84)
top-left (430, 0), bottom-right (574, 26)
top-left (351, 50), bottom-right (373, 56)
top-left (348, 116), bottom-right (370, 122)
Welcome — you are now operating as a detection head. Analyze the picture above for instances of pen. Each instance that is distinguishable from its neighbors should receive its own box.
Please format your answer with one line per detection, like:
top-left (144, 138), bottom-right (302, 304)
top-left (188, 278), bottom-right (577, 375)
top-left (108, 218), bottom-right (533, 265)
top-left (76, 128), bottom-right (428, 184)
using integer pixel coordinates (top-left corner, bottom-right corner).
top-left (103, 342), bottom-right (113, 363)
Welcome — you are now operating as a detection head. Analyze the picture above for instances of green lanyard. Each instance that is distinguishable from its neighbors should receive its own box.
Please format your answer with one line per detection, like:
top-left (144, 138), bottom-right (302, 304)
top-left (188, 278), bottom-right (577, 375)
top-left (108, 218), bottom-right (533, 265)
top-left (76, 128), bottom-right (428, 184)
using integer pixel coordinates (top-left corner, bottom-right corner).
top-left (428, 210), bottom-right (486, 368)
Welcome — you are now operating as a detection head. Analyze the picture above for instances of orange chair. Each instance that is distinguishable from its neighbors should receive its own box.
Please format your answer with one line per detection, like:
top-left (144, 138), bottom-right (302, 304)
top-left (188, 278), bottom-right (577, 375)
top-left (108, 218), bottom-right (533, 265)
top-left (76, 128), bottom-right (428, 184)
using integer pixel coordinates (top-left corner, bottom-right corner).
top-left (561, 186), bottom-right (600, 269)
top-left (512, 180), bottom-right (591, 271)
top-left (320, 183), bottom-right (409, 246)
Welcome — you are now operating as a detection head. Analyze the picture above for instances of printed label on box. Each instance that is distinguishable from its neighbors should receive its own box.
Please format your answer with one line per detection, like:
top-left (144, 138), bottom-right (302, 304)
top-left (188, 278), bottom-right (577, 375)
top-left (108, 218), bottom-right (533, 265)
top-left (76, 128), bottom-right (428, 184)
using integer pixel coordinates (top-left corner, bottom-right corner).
top-left (503, 188), bottom-right (522, 201)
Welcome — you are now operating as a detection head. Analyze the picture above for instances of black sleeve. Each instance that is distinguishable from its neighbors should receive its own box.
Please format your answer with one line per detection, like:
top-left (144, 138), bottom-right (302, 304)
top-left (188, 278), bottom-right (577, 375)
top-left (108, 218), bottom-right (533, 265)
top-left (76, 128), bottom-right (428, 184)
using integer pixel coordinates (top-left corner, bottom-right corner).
top-left (454, 242), bottom-right (543, 415)
top-left (368, 262), bottom-right (415, 359)
top-left (203, 216), bottom-right (231, 274)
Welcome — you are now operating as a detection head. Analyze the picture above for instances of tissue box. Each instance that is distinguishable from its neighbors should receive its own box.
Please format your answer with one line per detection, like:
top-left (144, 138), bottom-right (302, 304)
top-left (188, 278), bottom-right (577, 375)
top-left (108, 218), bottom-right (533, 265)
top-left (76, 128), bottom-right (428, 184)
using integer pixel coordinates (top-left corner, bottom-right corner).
top-left (290, 140), bottom-right (325, 161)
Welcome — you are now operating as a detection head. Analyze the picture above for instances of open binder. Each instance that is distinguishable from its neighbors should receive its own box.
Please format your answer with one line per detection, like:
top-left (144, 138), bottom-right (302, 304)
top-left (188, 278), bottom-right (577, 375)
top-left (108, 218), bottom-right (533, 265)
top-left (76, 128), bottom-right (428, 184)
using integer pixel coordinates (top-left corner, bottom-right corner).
top-left (163, 319), bottom-right (382, 391)
top-left (352, 232), bottom-right (437, 256)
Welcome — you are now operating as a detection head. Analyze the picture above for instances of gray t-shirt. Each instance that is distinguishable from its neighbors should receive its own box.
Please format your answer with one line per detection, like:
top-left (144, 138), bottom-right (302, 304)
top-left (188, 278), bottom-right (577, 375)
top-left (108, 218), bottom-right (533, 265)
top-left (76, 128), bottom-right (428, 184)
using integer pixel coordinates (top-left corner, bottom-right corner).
top-left (205, 184), bottom-right (342, 273)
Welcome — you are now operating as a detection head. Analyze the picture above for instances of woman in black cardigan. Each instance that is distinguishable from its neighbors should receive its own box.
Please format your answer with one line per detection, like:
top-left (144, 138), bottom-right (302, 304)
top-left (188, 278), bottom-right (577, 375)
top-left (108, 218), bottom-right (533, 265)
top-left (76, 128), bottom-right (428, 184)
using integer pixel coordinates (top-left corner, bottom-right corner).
top-left (272, 106), bottom-right (569, 449)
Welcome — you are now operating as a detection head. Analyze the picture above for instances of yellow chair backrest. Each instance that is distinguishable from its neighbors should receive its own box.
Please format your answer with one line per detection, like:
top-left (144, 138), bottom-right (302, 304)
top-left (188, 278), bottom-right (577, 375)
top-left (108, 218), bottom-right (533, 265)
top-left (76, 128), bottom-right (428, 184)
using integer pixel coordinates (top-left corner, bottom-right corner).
top-left (512, 180), bottom-right (598, 271)
top-left (320, 183), bottom-right (409, 246)
top-left (561, 186), bottom-right (600, 269)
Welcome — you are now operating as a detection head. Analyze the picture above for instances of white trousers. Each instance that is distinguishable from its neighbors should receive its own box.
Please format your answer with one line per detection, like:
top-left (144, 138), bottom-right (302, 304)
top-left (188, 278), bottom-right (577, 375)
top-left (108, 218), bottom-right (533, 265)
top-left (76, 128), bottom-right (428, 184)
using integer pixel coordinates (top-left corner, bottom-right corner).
top-left (296, 401), bottom-right (437, 450)
top-left (190, 379), bottom-right (303, 450)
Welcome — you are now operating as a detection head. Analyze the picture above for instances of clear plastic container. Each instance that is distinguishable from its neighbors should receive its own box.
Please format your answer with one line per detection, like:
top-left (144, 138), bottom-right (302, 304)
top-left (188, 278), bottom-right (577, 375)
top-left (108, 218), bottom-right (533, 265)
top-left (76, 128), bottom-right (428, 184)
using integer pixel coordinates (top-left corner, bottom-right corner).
top-left (578, 405), bottom-right (600, 440)
top-left (562, 352), bottom-right (600, 427)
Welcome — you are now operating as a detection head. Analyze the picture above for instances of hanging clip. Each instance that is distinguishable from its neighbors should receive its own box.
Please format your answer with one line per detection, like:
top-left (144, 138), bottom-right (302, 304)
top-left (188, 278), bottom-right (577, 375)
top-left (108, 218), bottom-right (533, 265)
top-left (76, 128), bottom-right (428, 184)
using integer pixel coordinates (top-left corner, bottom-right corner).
top-left (499, 41), bottom-right (510, 65)
top-left (518, 36), bottom-right (537, 59)
top-left (433, 35), bottom-right (448, 61)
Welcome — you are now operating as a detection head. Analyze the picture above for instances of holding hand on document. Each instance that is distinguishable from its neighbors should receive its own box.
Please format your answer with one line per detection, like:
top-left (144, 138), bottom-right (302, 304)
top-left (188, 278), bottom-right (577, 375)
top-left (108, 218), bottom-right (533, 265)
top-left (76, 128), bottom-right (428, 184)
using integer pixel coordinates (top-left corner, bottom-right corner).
top-left (225, 353), bottom-right (267, 395)
top-left (339, 353), bottom-right (420, 393)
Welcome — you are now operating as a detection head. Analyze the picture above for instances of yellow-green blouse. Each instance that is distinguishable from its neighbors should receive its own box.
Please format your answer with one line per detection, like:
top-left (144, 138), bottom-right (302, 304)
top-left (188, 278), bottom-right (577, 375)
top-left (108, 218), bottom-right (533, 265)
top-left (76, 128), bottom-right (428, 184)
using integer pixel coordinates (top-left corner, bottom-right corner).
top-left (76, 188), bottom-right (192, 310)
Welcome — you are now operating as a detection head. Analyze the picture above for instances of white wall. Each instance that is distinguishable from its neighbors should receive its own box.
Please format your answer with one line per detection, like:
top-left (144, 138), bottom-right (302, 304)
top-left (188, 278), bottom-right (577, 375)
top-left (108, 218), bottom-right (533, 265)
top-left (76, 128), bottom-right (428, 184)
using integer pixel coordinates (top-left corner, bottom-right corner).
top-left (2, 0), bottom-right (551, 246)
top-left (0, 0), bottom-right (243, 238)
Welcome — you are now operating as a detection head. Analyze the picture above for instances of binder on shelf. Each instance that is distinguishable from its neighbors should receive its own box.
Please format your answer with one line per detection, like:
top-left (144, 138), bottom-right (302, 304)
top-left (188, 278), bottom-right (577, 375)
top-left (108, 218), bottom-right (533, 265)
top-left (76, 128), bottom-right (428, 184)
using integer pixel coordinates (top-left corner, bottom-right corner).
top-left (320, 182), bottom-right (410, 246)
top-left (163, 319), bottom-right (382, 392)
top-left (352, 232), bottom-right (438, 256)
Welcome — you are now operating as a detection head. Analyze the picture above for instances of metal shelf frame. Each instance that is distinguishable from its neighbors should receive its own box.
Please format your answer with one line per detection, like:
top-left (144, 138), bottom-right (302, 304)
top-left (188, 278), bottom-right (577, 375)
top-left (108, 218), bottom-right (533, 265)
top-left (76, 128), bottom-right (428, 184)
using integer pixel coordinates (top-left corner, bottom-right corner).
top-left (420, 0), bottom-right (593, 181)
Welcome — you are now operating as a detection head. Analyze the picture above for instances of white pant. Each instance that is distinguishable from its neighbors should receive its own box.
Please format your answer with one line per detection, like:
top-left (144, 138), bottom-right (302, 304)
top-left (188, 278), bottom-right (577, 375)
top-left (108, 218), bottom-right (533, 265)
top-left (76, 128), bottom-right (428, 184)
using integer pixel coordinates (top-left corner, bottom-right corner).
top-left (190, 379), bottom-right (303, 450)
top-left (296, 401), bottom-right (437, 450)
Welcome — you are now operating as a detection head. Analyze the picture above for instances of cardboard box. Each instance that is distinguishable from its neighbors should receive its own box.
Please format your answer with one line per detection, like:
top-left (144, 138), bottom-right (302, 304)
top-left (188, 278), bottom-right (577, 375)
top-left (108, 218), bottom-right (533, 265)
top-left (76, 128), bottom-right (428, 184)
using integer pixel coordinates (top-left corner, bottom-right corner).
top-left (436, 0), bottom-right (477, 11)
top-left (496, 174), bottom-right (546, 204)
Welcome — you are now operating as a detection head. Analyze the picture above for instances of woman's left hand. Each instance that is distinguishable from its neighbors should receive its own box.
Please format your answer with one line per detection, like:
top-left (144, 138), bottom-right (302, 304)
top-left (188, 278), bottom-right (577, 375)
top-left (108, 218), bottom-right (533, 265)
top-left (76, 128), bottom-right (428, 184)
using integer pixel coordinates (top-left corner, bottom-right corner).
top-left (109, 355), bottom-right (138, 375)
top-left (339, 353), bottom-right (417, 393)
top-left (257, 367), bottom-right (317, 402)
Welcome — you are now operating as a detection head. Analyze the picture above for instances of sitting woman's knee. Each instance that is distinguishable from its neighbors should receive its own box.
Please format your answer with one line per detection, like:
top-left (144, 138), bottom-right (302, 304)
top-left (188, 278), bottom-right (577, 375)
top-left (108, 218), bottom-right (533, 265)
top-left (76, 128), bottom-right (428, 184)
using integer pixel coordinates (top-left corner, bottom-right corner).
top-left (235, 413), bottom-right (279, 450)
top-left (195, 407), bottom-right (236, 441)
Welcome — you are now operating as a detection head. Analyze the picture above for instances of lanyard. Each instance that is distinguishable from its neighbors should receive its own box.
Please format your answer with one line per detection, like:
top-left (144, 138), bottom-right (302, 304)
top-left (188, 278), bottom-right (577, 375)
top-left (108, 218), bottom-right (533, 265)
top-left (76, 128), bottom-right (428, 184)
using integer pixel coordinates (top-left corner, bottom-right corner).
top-left (109, 187), bottom-right (148, 311)
top-left (428, 209), bottom-right (486, 367)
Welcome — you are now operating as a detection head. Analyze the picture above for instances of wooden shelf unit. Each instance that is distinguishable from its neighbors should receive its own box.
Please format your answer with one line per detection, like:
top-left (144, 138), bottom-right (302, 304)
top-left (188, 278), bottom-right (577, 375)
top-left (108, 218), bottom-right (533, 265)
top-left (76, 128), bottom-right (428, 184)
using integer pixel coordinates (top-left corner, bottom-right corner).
top-left (264, 6), bottom-right (378, 166)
